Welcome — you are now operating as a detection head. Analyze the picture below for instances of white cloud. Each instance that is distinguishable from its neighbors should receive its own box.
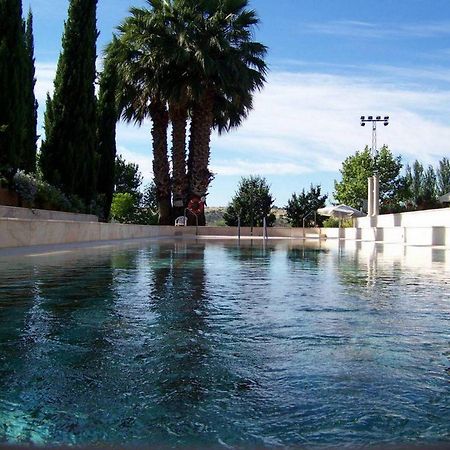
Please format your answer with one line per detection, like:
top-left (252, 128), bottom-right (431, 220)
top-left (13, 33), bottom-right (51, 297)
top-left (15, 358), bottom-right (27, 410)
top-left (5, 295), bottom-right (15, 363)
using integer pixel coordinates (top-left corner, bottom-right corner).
top-left (305, 20), bottom-right (450, 39)
top-left (211, 159), bottom-right (312, 176)
top-left (211, 71), bottom-right (450, 174)
top-left (35, 62), bottom-right (56, 104)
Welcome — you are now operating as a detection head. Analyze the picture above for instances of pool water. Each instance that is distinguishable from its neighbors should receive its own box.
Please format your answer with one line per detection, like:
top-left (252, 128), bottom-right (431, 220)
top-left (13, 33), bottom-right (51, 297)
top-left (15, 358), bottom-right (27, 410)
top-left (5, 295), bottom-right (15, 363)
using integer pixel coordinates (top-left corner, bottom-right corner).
top-left (0, 239), bottom-right (449, 447)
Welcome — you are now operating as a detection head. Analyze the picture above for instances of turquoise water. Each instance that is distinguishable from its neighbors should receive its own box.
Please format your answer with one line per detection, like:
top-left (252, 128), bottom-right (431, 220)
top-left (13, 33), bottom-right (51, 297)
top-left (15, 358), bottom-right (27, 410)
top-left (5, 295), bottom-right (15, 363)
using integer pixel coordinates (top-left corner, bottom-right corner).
top-left (0, 239), bottom-right (449, 448)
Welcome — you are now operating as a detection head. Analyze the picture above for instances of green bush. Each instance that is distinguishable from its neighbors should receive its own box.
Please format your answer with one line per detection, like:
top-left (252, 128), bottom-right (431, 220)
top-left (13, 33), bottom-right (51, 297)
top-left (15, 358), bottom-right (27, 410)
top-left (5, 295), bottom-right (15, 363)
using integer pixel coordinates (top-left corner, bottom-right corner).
top-left (0, 174), bottom-right (8, 188)
top-left (322, 217), bottom-right (353, 228)
top-left (134, 207), bottom-right (158, 225)
top-left (35, 180), bottom-right (71, 211)
top-left (110, 193), bottom-right (137, 223)
top-left (10, 170), bottom-right (88, 213)
top-left (13, 171), bottom-right (37, 204)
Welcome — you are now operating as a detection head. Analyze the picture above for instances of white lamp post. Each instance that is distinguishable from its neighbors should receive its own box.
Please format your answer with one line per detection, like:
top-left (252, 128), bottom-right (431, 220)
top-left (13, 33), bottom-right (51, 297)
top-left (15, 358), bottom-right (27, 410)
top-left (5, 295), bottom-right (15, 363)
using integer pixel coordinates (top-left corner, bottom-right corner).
top-left (360, 115), bottom-right (389, 216)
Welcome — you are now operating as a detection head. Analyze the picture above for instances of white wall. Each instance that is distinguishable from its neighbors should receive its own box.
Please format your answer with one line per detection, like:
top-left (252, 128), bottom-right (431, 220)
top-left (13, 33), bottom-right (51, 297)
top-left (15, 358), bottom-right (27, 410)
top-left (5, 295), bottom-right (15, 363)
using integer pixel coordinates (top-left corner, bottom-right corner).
top-left (356, 207), bottom-right (450, 228)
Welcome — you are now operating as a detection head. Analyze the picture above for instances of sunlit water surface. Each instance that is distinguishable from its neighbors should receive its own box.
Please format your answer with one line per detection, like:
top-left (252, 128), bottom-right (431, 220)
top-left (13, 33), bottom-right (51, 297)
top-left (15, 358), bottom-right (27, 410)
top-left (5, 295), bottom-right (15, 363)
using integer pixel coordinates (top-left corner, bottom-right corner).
top-left (0, 239), bottom-right (449, 448)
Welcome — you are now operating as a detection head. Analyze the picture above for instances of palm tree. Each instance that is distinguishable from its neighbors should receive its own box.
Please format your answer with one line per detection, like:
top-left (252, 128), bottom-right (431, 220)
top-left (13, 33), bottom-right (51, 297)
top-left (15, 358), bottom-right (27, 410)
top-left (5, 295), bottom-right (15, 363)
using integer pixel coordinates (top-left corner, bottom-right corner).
top-left (182, 0), bottom-right (268, 224)
top-left (107, 0), bottom-right (267, 225)
top-left (106, 5), bottom-right (175, 224)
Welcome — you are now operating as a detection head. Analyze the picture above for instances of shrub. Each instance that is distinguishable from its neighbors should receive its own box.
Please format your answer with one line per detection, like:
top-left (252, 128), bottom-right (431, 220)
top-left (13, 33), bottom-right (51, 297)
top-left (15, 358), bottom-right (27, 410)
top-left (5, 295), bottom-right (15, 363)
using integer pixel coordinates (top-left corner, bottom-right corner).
top-left (13, 171), bottom-right (37, 204)
top-left (35, 180), bottom-right (71, 211)
top-left (322, 217), bottom-right (353, 228)
top-left (12, 170), bottom-right (87, 213)
top-left (0, 175), bottom-right (8, 188)
top-left (110, 193), bottom-right (137, 223)
top-left (134, 207), bottom-right (158, 225)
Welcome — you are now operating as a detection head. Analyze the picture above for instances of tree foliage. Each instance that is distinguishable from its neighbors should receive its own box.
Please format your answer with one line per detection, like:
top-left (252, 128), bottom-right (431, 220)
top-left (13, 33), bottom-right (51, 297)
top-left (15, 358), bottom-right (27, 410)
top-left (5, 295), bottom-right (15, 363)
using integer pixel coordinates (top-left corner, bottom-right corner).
top-left (285, 185), bottom-right (328, 227)
top-left (334, 146), bottom-right (404, 212)
top-left (403, 160), bottom-right (441, 208)
top-left (22, 10), bottom-right (38, 173)
top-left (114, 154), bottom-right (142, 200)
top-left (0, 0), bottom-right (36, 177)
top-left (141, 182), bottom-right (158, 212)
top-left (107, 0), bottom-right (267, 225)
top-left (224, 175), bottom-right (275, 227)
top-left (40, 0), bottom-right (98, 204)
top-left (437, 157), bottom-right (450, 196)
top-left (97, 55), bottom-right (119, 220)
top-left (110, 189), bottom-right (158, 225)
top-left (110, 193), bottom-right (137, 224)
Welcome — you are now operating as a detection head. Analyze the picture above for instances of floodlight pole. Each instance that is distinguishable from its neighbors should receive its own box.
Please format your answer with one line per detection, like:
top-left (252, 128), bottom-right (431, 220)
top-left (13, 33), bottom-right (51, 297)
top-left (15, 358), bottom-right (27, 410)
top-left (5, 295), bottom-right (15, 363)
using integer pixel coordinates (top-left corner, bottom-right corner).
top-left (360, 115), bottom-right (389, 156)
top-left (360, 115), bottom-right (389, 217)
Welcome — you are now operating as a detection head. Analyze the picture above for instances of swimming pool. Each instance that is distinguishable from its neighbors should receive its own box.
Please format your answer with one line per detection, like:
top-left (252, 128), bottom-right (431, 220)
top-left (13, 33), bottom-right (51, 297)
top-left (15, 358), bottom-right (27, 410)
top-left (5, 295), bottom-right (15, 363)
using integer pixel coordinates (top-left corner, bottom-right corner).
top-left (0, 239), bottom-right (449, 447)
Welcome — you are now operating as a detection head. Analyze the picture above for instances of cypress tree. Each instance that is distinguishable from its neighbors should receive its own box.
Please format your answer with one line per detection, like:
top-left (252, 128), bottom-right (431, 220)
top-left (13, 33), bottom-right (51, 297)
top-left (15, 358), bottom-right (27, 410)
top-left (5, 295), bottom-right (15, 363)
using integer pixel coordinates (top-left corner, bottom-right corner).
top-left (0, 0), bottom-right (27, 179)
top-left (21, 9), bottom-right (38, 173)
top-left (40, 0), bottom-right (98, 203)
top-left (97, 50), bottom-right (119, 220)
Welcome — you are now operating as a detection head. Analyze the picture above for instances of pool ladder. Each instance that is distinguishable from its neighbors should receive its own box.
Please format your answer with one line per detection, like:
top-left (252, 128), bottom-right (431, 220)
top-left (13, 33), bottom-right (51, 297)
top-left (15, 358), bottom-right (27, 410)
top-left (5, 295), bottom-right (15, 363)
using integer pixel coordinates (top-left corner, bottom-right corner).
top-left (237, 216), bottom-right (269, 240)
top-left (184, 208), bottom-right (199, 236)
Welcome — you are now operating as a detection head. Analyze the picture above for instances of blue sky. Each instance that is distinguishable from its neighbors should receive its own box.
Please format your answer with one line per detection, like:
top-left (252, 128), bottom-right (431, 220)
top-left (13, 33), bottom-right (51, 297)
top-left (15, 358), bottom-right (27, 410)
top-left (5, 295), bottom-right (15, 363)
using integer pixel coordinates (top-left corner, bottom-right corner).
top-left (23, 0), bottom-right (450, 206)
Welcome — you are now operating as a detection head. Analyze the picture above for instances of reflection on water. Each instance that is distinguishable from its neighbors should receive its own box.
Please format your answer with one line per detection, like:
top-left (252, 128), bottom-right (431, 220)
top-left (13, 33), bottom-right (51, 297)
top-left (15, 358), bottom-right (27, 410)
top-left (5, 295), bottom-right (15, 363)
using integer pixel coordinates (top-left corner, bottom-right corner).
top-left (0, 239), bottom-right (449, 447)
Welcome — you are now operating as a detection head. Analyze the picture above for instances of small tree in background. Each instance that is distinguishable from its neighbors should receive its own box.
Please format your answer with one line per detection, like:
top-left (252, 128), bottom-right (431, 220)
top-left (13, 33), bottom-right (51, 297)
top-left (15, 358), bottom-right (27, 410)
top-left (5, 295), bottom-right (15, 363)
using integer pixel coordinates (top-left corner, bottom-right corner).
top-left (114, 154), bottom-right (143, 200)
top-left (110, 193), bottom-right (136, 223)
top-left (437, 157), bottom-right (450, 196)
top-left (334, 145), bottom-right (404, 212)
top-left (404, 160), bottom-right (440, 209)
top-left (286, 185), bottom-right (328, 227)
top-left (134, 182), bottom-right (158, 225)
top-left (224, 175), bottom-right (275, 227)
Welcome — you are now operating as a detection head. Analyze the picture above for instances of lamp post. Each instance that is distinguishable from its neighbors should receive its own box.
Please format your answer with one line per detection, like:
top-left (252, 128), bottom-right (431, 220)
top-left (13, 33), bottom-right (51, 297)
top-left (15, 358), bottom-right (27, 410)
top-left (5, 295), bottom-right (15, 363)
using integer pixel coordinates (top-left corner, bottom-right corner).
top-left (360, 115), bottom-right (389, 155)
top-left (360, 115), bottom-right (389, 216)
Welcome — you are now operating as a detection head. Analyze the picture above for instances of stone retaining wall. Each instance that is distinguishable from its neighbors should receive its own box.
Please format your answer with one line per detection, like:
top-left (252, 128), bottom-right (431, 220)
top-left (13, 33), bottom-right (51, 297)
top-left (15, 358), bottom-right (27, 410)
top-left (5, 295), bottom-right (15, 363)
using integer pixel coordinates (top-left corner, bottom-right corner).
top-left (0, 218), bottom-right (195, 249)
top-left (0, 205), bottom-right (98, 222)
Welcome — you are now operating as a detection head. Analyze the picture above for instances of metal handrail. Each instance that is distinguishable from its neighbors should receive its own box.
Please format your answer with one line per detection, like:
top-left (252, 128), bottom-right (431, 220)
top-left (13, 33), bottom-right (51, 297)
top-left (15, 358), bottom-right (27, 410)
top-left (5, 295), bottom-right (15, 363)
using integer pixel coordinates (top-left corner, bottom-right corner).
top-left (302, 210), bottom-right (317, 238)
top-left (263, 216), bottom-right (268, 240)
top-left (184, 208), bottom-right (199, 236)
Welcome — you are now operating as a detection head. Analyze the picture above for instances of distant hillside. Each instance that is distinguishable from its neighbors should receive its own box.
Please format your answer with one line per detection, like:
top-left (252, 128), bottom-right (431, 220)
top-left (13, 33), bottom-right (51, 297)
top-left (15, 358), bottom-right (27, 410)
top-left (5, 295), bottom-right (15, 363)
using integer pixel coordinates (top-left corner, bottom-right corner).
top-left (205, 207), bottom-right (289, 227)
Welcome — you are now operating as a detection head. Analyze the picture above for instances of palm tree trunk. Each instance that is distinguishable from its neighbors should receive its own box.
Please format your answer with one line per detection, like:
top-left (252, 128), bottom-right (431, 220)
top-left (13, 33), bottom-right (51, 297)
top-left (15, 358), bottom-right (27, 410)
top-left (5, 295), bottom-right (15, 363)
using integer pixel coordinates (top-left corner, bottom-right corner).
top-left (170, 102), bottom-right (188, 220)
top-left (187, 89), bottom-right (215, 226)
top-left (150, 99), bottom-right (172, 225)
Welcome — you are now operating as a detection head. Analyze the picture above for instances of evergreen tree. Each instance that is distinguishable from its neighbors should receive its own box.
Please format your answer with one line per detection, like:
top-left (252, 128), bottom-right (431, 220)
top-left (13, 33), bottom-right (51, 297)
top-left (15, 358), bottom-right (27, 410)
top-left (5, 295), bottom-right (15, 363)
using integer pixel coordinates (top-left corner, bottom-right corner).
top-left (334, 146), bottom-right (403, 211)
top-left (403, 160), bottom-right (440, 209)
top-left (40, 0), bottom-right (98, 204)
top-left (224, 176), bottom-right (275, 227)
top-left (97, 54), bottom-right (119, 220)
top-left (286, 185), bottom-right (328, 227)
top-left (0, 0), bottom-right (27, 178)
top-left (422, 165), bottom-right (438, 207)
top-left (114, 154), bottom-right (142, 200)
top-left (21, 9), bottom-right (38, 173)
top-left (437, 157), bottom-right (450, 195)
top-left (411, 160), bottom-right (424, 205)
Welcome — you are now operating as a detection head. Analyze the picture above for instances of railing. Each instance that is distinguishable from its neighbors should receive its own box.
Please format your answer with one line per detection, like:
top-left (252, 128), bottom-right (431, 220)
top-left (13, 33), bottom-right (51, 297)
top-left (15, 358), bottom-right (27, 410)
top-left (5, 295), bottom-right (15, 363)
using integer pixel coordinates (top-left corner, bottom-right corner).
top-left (236, 216), bottom-right (268, 240)
top-left (184, 208), bottom-right (199, 236)
top-left (302, 210), bottom-right (316, 238)
top-left (263, 216), bottom-right (268, 240)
